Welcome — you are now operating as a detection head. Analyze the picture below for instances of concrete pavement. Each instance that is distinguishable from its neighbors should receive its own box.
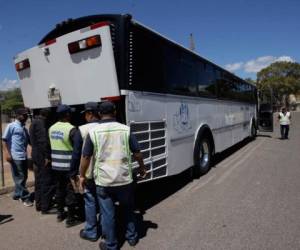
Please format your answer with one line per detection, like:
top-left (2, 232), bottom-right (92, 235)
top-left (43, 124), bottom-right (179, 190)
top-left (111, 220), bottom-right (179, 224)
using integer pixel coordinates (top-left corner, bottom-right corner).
top-left (0, 113), bottom-right (300, 250)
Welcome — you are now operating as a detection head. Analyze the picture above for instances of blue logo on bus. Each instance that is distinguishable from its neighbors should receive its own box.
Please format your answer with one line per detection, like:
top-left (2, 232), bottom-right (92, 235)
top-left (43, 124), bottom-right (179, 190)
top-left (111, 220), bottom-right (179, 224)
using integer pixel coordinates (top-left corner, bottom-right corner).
top-left (173, 103), bottom-right (192, 132)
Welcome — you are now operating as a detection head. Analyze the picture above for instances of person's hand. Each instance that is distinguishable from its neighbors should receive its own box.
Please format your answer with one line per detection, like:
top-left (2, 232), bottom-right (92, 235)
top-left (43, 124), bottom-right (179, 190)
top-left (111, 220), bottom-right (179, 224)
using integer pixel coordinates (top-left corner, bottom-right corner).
top-left (44, 159), bottom-right (51, 167)
top-left (79, 176), bottom-right (86, 193)
top-left (137, 167), bottom-right (147, 179)
top-left (5, 154), bottom-right (12, 163)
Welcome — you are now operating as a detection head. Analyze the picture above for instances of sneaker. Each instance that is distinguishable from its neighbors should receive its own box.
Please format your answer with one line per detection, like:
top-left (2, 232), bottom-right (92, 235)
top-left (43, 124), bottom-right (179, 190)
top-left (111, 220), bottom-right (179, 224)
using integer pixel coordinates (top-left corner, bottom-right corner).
top-left (99, 241), bottom-right (107, 250)
top-left (41, 207), bottom-right (57, 215)
top-left (12, 196), bottom-right (20, 201)
top-left (57, 212), bottom-right (66, 222)
top-left (79, 229), bottom-right (99, 242)
top-left (128, 238), bottom-right (138, 247)
top-left (65, 217), bottom-right (82, 228)
top-left (23, 200), bottom-right (33, 207)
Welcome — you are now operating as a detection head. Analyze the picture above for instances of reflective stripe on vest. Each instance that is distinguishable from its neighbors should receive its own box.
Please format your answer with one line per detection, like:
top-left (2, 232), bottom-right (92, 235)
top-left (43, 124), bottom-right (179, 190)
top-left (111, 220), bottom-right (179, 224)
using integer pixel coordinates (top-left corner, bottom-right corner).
top-left (79, 123), bottom-right (99, 179)
top-left (279, 112), bottom-right (291, 125)
top-left (89, 122), bottom-right (132, 187)
top-left (49, 122), bottom-right (74, 171)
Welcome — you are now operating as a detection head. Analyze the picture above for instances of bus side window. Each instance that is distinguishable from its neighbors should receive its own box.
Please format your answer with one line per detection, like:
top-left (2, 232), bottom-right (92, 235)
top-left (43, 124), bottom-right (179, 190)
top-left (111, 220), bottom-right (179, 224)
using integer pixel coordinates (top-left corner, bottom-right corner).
top-left (130, 25), bottom-right (165, 93)
top-left (197, 63), bottom-right (216, 97)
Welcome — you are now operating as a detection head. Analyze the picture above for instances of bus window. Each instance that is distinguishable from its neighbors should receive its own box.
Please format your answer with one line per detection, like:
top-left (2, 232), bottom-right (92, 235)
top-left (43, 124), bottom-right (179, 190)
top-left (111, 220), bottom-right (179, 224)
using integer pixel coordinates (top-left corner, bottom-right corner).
top-left (197, 62), bottom-right (216, 97)
top-left (130, 25), bottom-right (165, 93)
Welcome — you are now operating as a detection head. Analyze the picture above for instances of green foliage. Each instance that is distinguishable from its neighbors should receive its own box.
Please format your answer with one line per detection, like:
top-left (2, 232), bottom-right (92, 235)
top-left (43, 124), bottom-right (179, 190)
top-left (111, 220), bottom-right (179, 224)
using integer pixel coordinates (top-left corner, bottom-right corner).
top-left (0, 88), bottom-right (24, 113)
top-left (257, 61), bottom-right (300, 105)
top-left (244, 78), bottom-right (257, 85)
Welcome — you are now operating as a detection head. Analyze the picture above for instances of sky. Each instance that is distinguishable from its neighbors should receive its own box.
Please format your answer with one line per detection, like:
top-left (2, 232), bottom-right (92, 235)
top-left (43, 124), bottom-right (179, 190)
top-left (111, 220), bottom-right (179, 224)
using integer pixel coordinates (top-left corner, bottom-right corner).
top-left (0, 0), bottom-right (300, 90)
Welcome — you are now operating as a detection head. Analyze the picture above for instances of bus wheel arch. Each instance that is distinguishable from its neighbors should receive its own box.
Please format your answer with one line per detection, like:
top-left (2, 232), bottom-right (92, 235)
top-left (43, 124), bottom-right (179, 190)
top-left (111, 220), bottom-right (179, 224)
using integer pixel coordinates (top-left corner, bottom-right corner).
top-left (193, 125), bottom-right (215, 177)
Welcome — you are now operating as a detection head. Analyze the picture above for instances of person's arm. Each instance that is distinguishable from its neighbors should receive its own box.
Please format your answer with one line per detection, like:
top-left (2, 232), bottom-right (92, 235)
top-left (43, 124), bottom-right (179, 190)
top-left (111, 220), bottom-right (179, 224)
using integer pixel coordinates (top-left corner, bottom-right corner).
top-left (2, 125), bottom-right (12, 162)
top-left (79, 134), bottom-right (94, 189)
top-left (129, 133), bottom-right (147, 178)
top-left (133, 152), bottom-right (147, 178)
top-left (69, 130), bottom-right (83, 178)
top-left (2, 140), bottom-right (12, 162)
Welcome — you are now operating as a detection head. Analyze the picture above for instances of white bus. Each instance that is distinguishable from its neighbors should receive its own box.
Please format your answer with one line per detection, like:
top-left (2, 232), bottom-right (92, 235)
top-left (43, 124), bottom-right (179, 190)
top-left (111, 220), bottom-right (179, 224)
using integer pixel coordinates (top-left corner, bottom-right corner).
top-left (14, 14), bottom-right (273, 182)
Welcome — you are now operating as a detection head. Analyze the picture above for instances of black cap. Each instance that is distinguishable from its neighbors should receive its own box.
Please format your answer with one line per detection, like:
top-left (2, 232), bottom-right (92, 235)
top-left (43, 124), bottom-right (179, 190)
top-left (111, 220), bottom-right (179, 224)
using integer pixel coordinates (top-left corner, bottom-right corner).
top-left (81, 102), bottom-right (99, 114)
top-left (56, 104), bottom-right (75, 113)
top-left (16, 108), bottom-right (29, 116)
top-left (99, 101), bottom-right (116, 115)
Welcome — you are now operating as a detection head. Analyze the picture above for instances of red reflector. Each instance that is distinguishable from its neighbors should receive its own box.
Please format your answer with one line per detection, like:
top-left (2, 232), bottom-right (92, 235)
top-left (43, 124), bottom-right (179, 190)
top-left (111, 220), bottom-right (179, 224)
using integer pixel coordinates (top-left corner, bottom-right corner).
top-left (45, 38), bottom-right (56, 46)
top-left (68, 41), bottom-right (80, 54)
top-left (101, 96), bottom-right (121, 102)
top-left (15, 59), bottom-right (30, 72)
top-left (68, 35), bottom-right (101, 54)
top-left (90, 21), bottom-right (110, 30)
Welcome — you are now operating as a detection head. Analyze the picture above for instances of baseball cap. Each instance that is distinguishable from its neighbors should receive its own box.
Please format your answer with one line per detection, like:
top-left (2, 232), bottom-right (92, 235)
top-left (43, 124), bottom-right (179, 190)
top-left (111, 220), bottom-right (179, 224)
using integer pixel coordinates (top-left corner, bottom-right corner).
top-left (99, 101), bottom-right (116, 115)
top-left (16, 108), bottom-right (29, 116)
top-left (56, 104), bottom-right (75, 113)
top-left (81, 102), bottom-right (99, 114)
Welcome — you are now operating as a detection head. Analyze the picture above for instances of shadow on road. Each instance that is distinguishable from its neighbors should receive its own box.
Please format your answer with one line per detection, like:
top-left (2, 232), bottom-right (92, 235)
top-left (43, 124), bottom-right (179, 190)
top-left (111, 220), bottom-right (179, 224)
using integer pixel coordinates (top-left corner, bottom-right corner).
top-left (135, 168), bottom-right (192, 212)
top-left (213, 138), bottom-right (254, 166)
top-left (0, 214), bottom-right (14, 225)
top-left (135, 137), bottom-right (266, 212)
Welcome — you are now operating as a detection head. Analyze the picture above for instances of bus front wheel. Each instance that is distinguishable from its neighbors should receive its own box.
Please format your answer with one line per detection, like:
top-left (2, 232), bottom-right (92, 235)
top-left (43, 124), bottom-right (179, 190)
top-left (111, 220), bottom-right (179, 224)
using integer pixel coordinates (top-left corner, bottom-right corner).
top-left (193, 135), bottom-right (212, 177)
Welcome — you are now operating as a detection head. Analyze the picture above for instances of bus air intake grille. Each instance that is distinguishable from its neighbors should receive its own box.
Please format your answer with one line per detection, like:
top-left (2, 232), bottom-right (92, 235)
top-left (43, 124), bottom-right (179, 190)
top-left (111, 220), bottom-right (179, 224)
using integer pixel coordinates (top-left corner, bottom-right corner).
top-left (130, 120), bottom-right (168, 183)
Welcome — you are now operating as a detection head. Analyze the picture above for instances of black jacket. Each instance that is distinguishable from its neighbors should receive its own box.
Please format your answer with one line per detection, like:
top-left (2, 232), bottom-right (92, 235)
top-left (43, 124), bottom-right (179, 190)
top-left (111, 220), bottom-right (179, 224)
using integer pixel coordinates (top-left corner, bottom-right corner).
top-left (29, 116), bottom-right (51, 165)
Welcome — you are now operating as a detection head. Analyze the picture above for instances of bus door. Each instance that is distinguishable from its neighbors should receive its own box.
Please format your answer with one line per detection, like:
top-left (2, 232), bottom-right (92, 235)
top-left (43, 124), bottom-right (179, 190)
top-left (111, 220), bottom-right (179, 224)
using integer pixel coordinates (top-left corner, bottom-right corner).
top-left (257, 103), bottom-right (273, 132)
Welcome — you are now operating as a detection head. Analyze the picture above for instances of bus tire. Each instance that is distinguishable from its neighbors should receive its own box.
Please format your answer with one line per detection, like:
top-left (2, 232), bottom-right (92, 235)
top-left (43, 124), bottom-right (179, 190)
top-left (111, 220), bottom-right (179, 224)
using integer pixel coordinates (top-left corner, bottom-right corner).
top-left (250, 121), bottom-right (257, 139)
top-left (193, 133), bottom-right (213, 177)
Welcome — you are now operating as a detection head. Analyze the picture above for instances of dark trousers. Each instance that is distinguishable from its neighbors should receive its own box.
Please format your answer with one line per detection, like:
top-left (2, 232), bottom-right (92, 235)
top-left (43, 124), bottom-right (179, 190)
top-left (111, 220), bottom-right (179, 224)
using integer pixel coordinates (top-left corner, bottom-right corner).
top-left (10, 159), bottom-right (30, 201)
top-left (280, 125), bottom-right (289, 139)
top-left (54, 171), bottom-right (77, 217)
top-left (33, 161), bottom-right (56, 212)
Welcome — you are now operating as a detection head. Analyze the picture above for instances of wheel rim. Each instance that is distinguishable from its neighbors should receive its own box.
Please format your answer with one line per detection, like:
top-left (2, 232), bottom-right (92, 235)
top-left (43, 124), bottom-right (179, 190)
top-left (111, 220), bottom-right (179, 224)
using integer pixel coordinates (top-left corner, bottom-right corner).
top-left (200, 140), bottom-right (209, 167)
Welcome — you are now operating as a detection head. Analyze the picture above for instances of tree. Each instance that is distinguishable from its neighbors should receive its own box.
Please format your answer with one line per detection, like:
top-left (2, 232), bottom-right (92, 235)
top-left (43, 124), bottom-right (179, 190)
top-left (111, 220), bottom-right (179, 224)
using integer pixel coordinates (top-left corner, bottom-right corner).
top-left (0, 88), bottom-right (24, 113)
top-left (256, 61), bottom-right (300, 107)
top-left (244, 78), bottom-right (257, 85)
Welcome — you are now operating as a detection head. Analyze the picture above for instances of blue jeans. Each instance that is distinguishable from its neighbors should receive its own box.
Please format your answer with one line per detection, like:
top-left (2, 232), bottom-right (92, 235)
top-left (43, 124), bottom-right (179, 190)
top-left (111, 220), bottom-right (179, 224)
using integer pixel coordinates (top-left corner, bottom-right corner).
top-left (96, 183), bottom-right (138, 250)
top-left (83, 180), bottom-right (100, 238)
top-left (10, 159), bottom-right (30, 201)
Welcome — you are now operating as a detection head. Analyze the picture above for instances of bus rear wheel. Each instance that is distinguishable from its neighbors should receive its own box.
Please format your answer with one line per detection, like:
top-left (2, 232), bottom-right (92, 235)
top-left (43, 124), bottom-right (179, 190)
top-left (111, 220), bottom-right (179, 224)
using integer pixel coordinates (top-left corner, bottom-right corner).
top-left (193, 135), bottom-right (212, 177)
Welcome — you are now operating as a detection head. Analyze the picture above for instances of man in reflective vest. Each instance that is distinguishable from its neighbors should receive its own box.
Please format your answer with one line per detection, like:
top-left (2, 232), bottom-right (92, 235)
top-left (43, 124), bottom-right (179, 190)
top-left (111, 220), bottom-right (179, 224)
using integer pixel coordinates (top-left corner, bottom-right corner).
top-left (80, 101), bottom-right (147, 250)
top-left (49, 104), bottom-right (81, 227)
top-left (278, 107), bottom-right (291, 139)
top-left (69, 102), bottom-right (101, 241)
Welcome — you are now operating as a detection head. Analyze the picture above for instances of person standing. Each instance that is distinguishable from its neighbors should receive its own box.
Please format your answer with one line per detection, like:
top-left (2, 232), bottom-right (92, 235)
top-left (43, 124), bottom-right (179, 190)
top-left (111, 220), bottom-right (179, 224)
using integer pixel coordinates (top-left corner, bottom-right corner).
top-left (29, 108), bottom-right (56, 213)
top-left (2, 108), bottom-right (32, 206)
top-left (278, 107), bottom-right (291, 139)
top-left (49, 104), bottom-right (81, 227)
top-left (69, 102), bottom-right (101, 242)
top-left (80, 101), bottom-right (147, 250)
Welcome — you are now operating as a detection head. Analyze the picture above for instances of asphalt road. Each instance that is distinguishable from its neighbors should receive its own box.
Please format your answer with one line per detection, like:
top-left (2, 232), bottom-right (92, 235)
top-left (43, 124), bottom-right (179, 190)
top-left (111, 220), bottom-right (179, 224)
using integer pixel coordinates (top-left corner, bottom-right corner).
top-left (1, 113), bottom-right (300, 250)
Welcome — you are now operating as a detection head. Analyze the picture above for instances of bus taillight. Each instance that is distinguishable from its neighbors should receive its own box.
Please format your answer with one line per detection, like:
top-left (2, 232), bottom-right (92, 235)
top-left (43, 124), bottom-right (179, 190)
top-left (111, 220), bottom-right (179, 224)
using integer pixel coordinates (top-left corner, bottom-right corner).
top-left (15, 59), bottom-right (30, 72)
top-left (68, 35), bottom-right (101, 54)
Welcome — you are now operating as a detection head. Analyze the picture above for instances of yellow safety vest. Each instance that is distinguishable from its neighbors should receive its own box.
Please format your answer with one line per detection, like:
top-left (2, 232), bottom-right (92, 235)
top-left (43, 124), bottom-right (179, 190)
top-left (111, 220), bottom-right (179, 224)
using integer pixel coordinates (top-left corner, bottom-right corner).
top-left (49, 121), bottom-right (74, 171)
top-left (89, 122), bottom-right (132, 187)
top-left (79, 122), bottom-right (99, 179)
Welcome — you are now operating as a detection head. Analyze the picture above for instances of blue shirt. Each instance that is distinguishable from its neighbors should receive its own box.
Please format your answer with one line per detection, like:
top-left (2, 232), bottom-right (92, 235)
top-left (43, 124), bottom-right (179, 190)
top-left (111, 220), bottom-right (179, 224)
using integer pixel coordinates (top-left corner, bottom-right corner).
top-left (2, 120), bottom-right (30, 160)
